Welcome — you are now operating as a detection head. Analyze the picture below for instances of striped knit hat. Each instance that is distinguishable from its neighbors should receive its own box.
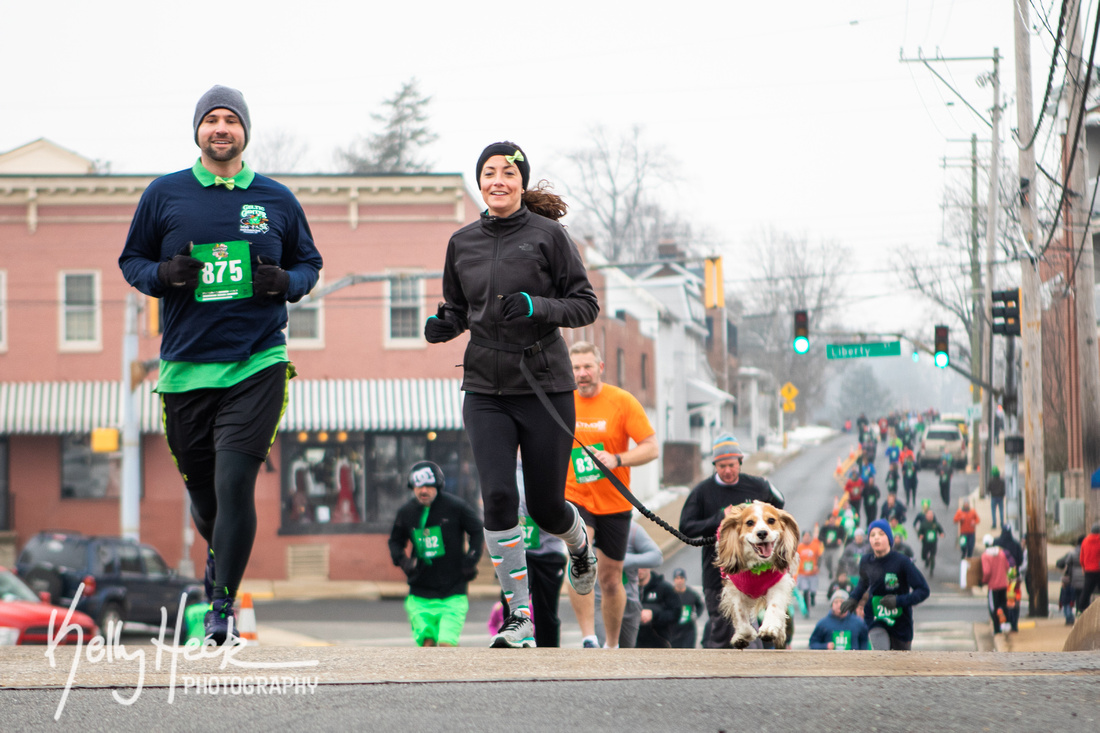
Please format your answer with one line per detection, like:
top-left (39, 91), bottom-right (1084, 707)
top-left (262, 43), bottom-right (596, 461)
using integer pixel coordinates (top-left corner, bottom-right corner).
top-left (711, 433), bottom-right (744, 463)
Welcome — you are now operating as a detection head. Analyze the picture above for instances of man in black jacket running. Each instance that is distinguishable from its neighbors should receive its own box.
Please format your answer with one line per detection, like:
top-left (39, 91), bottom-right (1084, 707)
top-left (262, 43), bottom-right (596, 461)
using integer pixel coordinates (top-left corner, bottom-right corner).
top-left (679, 433), bottom-right (785, 648)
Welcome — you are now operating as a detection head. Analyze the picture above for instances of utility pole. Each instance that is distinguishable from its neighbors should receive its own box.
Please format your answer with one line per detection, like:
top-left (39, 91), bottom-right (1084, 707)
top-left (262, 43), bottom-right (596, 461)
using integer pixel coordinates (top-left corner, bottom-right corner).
top-left (969, 133), bottom-right (984, 472)
top-left (900, 50), bottom-right (1001, 484)
top-left (981, 48), bottom-right (1001, 501)
top-left (121, 293), bottom-right (141, 542)
top-left (1012, 0), bottom-right (1047, 616)
top-left (1065, 0), bottom-right (1100, 530)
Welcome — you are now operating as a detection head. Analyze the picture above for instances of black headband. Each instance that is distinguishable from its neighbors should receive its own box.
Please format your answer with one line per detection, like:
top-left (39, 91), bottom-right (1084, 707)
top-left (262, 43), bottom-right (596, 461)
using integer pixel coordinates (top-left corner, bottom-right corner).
top-left (476, 142), bottom-right (530, 189)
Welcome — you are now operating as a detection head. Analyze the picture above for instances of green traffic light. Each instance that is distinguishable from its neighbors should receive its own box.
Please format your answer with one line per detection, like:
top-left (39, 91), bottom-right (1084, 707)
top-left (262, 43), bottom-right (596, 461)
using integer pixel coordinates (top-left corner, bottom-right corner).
top-left (934, 352), bottom-right (949, 369)
top-left (793, 336), bottom-right (810, 354)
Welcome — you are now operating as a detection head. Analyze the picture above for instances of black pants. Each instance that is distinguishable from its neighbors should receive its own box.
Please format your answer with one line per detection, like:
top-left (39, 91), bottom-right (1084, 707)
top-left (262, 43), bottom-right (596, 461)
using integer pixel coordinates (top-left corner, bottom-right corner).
top-left (463, 392), bottom-right (576, 534)
top-left (703, 585), bottom-right (735, 649)
top-left (527, 552), bottom-right (566, 648)
top-left (1078, 571), bottom-right (1100, 615)
top-left (162, 363), bottom-right (288, 599)
top-left (988, 588), bottom-right (1009, 632)
top-left (903, 479), bottom-right (917, 506)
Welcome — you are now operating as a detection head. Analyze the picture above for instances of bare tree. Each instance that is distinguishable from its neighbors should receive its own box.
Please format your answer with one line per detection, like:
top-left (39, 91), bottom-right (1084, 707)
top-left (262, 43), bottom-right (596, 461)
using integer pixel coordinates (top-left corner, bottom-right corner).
top-left (737, 228), bottom-right (851, 419)
top-left (897, 158), bottom-right (1026, 372)
top-left (828, 363), bottom-right (894, 423)
top-left (560, 125), bottom-right (681, 263)
top-left (248, 129), bottom-right (308, 173)
top-left (336, 78), bottom-right (437, 174)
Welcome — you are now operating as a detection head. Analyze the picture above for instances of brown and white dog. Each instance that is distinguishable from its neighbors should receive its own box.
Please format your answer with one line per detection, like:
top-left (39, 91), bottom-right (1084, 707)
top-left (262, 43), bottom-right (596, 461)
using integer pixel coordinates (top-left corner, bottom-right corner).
top-left (714, 500), bottom-right (800, 649)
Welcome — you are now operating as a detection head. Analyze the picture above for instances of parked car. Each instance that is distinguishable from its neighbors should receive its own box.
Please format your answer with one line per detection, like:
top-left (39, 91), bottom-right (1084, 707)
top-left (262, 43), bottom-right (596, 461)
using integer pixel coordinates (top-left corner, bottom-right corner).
top-left (16, 532), bottom-right (201, 632)
top-left (0, 565), bottom-right (98, 644)
top-left (918, 422), bottom-right (967, 469)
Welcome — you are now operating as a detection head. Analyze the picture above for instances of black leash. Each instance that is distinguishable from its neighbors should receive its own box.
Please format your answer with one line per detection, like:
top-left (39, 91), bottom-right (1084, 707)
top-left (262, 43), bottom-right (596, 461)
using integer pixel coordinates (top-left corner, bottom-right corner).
top-left (471, 334), bottom-right (716, 547)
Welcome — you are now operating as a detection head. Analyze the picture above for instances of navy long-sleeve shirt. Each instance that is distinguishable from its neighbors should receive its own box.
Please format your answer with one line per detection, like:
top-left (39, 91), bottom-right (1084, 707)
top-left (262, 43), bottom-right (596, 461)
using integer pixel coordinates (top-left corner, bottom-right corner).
top-left (119, 165), bottom-right (322, 362)
top-left (849, 550), bottom-right (930, 642)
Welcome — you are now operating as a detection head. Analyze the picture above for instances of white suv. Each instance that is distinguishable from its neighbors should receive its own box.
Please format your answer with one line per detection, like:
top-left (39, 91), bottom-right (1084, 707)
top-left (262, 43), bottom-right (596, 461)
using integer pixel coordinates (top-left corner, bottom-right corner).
top-left (919, 422), bottom-right (967, 468)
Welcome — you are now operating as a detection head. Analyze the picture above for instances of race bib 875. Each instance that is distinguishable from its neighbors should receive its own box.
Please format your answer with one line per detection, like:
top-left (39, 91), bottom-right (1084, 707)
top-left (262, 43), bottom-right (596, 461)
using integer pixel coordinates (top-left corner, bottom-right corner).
top-left (193, 241), bottom-right (252, 302)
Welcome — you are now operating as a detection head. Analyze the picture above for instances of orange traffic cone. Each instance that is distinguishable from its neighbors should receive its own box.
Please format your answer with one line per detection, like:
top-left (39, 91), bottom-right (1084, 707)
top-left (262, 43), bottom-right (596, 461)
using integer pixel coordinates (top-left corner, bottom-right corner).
top-left (238, 592), bottom-right (259, 646)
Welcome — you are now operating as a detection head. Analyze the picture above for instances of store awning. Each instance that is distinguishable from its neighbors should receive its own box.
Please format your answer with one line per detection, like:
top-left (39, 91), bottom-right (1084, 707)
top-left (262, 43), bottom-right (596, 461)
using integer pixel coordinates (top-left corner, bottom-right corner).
top-left (282, 378), bottom-right (464, 431)
top-left (0, 379), bottom-right (466, 435)
top-left (686, 377), bottom-right (736, 408)
top-left (0, 381), bottom-right (162, 435)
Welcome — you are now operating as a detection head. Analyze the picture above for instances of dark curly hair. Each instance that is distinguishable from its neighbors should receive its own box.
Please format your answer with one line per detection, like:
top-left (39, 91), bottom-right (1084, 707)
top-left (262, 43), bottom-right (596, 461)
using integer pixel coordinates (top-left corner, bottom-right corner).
top-left (522, 180), bottom-right (568, 221)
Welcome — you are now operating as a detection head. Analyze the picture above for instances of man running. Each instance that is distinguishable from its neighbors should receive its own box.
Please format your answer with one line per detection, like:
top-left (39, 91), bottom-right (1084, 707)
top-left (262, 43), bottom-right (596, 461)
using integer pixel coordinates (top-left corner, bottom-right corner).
top-left (565, 341), bottom-right (658, 649)
top-left (119, 85), bottom-right (322, 643)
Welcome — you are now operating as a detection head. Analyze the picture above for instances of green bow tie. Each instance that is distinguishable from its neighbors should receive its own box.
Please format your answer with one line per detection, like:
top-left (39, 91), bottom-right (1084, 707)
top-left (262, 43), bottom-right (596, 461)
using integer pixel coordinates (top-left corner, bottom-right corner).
top-left (505, 150), bottom-right (525, 165)
top-left (214, 176), bottom-right (236, 190)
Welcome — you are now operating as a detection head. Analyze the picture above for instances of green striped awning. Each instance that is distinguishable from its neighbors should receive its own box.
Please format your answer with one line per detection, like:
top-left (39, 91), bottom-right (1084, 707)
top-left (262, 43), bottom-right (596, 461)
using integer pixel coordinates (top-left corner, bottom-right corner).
top-left (0, 379), bottom-right (466, 435)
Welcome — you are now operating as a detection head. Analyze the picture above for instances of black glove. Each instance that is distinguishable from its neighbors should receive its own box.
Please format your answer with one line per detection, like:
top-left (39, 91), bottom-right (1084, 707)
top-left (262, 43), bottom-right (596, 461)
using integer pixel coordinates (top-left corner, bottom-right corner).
top-left (253, 255), bottom-right (290, 301)
top-left (157, 244), bottom-right (204, 290)
top-left (881, 594), bottom-right (898, 610)
top-left (840, 598), bottom-right (859, 615)
top-left (461, 564), bottom-right (479, 582)
top-left (424, 303), bottom-right (461, 343)
top-left (499, 292), bottom-right (533, 320)
top-left (400, 556), bottom-right (418, 577)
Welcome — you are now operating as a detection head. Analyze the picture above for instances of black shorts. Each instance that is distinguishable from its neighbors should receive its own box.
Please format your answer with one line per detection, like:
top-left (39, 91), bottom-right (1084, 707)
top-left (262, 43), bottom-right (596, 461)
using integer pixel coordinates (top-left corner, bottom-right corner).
top-left (576, 507), bottom-right (632, 562)
top-left (162, 363), bottom-right (290, 472)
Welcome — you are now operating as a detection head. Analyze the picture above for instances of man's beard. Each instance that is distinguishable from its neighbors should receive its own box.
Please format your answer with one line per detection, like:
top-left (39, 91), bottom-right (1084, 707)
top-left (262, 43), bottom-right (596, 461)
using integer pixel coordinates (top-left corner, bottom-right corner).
top-left (203, 139), bottom-right (243, 161)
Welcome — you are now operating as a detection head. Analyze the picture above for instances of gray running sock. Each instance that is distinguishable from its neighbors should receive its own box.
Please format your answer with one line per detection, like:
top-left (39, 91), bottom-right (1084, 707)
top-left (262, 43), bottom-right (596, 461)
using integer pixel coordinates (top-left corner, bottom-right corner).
top-left (484, 526), bottom-right (531, 618)
top-left (552, 502), bottom-right (589, 556)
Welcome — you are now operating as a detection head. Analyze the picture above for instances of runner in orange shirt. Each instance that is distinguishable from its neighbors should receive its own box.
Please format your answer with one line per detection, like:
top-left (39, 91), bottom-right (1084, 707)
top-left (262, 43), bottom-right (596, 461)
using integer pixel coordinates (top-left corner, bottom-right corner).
top-left (565, 342), bottom-right (658, 648)
top-left (796, 529), bottom-right (824, 614)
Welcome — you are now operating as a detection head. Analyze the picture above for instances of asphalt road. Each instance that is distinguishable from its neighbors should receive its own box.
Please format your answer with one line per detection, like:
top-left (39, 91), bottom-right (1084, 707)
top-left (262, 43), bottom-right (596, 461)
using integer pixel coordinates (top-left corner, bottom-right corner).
top-left (3, 671), bottom-right (1097, 732)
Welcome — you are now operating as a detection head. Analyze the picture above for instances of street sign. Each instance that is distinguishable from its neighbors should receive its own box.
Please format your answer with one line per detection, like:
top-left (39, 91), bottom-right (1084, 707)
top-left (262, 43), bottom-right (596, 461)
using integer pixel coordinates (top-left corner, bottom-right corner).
top-left (825, 341), bottom-right (902, 360)
top-left (780, 382), bottom-right (799, 401)
top-left (782, 400), bottom-right (796, 413)
top-left (966, 404), bottom-right (982, 422)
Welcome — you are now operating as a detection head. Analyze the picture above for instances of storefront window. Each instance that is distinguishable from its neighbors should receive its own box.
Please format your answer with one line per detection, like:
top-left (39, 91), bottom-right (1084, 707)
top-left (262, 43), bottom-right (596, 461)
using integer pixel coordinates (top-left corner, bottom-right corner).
top-left (279, 430), bottom-right (478, 534)
top-left (60, 434), bottom-right (120, 499)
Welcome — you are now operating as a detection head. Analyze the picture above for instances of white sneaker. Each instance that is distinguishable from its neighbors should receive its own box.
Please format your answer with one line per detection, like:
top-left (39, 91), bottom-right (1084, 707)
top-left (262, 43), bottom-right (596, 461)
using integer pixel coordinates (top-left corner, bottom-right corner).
top-left (568, 545), bottom-right (598, 595)
top-left (491, 612), bottom-right (536, 648)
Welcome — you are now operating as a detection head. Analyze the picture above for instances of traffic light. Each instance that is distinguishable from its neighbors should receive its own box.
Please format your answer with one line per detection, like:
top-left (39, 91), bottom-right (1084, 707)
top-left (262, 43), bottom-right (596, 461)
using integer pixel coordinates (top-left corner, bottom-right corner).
top-left (992, 288), bottom-right (1021, 336)
top-left (704, 257), bottom-right (725, 309)
top-left (793, 310), bottom-right (810, 354)
top-left (933, 325), bottom-right (949, 368)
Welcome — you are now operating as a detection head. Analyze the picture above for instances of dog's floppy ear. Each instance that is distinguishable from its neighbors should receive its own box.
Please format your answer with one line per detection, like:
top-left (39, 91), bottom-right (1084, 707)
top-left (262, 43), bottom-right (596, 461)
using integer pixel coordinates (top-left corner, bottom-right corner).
top-left (714, 504), bottom-right (746, 574)
top-left (772, 508), bottom-right (800, 571)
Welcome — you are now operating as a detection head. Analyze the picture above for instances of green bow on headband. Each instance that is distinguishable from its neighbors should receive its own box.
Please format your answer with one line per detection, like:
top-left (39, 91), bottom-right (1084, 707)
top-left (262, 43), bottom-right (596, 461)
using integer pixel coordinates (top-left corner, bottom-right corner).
top-left (214, 176), bottom-right (236, 190)
top-left (505, 150), bottom-right (525, 165)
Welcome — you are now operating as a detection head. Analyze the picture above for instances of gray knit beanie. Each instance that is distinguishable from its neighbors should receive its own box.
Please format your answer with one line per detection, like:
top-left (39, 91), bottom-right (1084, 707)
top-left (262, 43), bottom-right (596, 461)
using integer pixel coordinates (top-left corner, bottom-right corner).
top-left (193, 85), bottom-right (250, 147)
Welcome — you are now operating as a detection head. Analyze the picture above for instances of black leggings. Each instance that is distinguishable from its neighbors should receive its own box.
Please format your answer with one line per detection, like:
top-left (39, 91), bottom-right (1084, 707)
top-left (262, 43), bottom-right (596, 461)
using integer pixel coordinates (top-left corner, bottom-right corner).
top-left (463, 391), bottom-right (576, 533)
top-left (186, 450), bottom-right (262, 598)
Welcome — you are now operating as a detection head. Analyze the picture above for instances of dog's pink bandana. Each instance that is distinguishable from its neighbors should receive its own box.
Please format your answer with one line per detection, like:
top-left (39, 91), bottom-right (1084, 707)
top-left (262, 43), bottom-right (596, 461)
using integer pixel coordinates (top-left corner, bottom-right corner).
top-left (720, 567), bottom-right (786, 599)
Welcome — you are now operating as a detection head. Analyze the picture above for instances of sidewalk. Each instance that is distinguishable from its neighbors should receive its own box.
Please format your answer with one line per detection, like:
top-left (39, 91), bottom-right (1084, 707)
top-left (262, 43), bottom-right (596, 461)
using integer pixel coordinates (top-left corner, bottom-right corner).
top-left (962, 480), bottom-right (1080, 652)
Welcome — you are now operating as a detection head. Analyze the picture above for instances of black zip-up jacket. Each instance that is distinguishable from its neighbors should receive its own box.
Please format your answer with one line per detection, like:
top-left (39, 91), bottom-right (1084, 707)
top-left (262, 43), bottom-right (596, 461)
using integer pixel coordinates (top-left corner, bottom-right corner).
top-left (678, 473), bottom-right (785, 593)
top-left (388, 492), bottom-right (483, 599)
top-left (439, 205), bottom-right (599, 394)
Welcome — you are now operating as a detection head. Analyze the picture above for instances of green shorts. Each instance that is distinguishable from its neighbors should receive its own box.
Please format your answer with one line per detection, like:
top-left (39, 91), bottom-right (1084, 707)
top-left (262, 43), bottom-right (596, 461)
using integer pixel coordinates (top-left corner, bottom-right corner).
top-left (405, 594), bottom-right (469, 646)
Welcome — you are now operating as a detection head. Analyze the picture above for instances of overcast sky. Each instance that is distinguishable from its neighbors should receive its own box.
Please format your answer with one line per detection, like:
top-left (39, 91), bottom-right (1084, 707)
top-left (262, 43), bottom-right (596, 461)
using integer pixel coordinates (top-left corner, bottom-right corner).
top-left (3, 1), bottom-right (1052, 402)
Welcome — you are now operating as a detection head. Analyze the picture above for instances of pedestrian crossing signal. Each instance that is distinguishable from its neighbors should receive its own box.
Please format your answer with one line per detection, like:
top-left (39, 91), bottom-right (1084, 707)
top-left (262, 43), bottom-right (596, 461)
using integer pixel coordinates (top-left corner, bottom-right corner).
top-left (793, 310), bottom-right (810, 354)
top-left (933, 325), bottom-right (949, 368)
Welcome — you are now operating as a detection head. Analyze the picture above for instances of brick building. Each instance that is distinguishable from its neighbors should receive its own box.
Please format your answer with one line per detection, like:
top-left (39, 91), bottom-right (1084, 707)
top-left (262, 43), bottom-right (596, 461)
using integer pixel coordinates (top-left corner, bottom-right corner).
top-left (0, 139), bottom-right (666, 581)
